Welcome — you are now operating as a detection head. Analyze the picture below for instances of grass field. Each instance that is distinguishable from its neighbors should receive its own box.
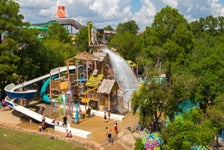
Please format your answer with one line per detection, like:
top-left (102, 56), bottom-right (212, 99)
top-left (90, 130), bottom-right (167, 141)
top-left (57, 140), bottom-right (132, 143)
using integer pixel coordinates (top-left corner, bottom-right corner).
top-left (0, 127), bottom-right (86, 150)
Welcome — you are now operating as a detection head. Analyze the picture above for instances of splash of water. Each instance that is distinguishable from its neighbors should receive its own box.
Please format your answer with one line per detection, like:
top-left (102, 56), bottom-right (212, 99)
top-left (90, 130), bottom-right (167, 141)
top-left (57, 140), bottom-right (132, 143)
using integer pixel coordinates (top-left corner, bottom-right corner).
top-left (102, 47), bottom-right (138, 110)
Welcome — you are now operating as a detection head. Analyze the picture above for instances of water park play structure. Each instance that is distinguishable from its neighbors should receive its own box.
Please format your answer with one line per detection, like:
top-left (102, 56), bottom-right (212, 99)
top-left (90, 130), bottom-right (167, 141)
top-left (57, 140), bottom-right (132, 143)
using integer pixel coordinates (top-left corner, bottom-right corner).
top-left (4, 46), bottom-right (138, 138)
top-left (3, 5), bottom-right (137, 138)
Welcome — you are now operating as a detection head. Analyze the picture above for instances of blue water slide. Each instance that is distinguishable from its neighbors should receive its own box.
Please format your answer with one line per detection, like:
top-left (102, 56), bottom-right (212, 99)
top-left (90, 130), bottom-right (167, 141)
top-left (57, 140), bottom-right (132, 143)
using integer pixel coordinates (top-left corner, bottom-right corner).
top-left (5, 90), bottom-right (37, 99)
top-left (40, 76), bottom-right (57, 103)
top-left (4, 83), bottom-right (37, 99)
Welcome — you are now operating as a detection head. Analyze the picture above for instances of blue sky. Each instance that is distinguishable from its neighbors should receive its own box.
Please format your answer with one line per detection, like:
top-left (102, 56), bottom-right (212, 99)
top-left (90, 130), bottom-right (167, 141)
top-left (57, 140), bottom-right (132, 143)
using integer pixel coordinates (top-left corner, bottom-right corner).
top-left (131, 1), bottom-right (141, 13)
top-left (15, 0), bottom-right (224, 31)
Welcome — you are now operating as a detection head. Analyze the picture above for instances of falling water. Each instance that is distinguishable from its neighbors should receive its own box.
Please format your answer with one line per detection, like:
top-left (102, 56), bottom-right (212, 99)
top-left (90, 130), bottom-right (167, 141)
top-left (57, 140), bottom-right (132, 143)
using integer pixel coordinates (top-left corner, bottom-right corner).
top-left (102, 47), bottom-right (139, 111)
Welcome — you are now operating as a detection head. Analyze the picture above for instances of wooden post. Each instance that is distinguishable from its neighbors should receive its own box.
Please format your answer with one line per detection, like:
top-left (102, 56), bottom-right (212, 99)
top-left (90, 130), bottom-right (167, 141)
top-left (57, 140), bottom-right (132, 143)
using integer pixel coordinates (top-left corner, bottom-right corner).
top-left (108, 94), bottom-right (110, 111)
top-left (101, 61), bottom-right (104, 74)
top-left (76, 61), bottom-right (79, 80)
top-left (86, 60), bottom-right (89, 79)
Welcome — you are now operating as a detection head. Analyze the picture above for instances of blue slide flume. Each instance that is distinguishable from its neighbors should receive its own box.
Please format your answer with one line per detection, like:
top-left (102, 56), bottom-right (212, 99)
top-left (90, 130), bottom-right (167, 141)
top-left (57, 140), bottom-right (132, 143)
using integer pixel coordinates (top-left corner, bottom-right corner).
top-left (40, 76), bottom-right (57, 103)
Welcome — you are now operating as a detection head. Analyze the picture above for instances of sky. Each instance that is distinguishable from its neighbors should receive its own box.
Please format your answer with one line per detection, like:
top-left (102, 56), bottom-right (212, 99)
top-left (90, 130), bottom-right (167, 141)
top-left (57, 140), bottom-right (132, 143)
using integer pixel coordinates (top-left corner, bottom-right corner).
top-left (15, 0), bottom-right (224, 31)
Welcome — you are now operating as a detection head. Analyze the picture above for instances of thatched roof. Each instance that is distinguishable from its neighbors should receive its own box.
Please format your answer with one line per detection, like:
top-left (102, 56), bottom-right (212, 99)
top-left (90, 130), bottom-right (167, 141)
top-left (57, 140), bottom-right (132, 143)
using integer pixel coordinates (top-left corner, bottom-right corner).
top-left (97, 79), bottom-right (118, 94)
top-left (75, 52), bottom-right (97, 60)
top-left (92, 52), bottom-right (107, 61)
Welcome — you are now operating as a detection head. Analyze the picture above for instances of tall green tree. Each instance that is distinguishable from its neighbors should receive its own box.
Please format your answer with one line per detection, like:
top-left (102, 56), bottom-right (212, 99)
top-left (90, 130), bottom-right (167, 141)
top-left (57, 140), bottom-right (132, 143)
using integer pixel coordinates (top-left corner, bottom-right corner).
top-left (109, 31), bottom-right (142, 60)
top-left (74, 26), bottom-right (88, 52)
top-left (132, 6), bottom-right (195, 126)
top-left (16, 28), bottom-right (44, 80)
top-left (149, 6), bottom-right (194, 86)
top-left (205, 15), bottom-right (218, 33)
top-left (0, 0), bottom-right (25, 98)
top-left (116, 20), bottom-right (139, 35)
top-left (47, 23), bottom-right (72, 43)
top-left (217, 16), bottom-right (224, 32)
top-left (44, 23), bottom-right (77, 63)
top-left (132, 81), bottom-right (168, 130)
top-left (16, 23), bottom-right (76, 80)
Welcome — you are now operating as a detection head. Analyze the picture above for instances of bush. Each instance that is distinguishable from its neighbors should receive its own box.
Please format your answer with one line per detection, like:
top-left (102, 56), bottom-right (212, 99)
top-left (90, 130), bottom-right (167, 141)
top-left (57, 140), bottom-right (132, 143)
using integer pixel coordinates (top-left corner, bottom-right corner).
top-left (134, 138), bottom-right (144, 150)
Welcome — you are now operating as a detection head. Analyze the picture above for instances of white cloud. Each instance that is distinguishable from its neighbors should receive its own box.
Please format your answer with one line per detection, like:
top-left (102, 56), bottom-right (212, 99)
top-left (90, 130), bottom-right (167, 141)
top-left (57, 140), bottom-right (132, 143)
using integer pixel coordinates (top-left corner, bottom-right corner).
top-left (132, 0), bottom-right (156, 28)
top-left (210, 0), bottom-right (224, 16)
top-left (15, 0), bottom-right (224, 31)
top-left (162, 0), bottom-right (177, 8)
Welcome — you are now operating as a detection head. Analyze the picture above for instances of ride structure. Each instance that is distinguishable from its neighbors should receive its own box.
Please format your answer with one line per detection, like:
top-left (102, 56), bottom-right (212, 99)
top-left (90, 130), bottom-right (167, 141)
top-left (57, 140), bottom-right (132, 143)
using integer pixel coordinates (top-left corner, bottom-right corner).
top-left (23, 5), bottom-right (83, 40)
top-left (87, 22), bottom-right (114, 48)
top-left (63, 51), bottom-right (119, 113)
top-left (3, 3), bottom-right (139, 140)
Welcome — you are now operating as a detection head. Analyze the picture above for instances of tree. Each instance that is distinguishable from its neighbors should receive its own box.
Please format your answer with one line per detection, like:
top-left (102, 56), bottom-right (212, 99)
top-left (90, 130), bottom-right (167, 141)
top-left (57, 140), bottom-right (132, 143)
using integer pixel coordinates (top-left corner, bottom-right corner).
top-left (16, 28), bottom-right (45, 80)
top-left (43, 23), bottom-right (77, 67)
top-left (132, 6), bottom-right (195, 127)
top-left (206, 94), bottom-right (224, 147)
top-left (188, 35), bottom-right (224, 115)
top-left (0, 0), bottom-right (25, 99)
top-left (160, 109), bottom-right (215, 149)
top-left (109, 32), bottom-right (142, 60)
top-left (74, 26), bottom-right (88, 52)
top-left (116, 20), bottom-right (139, 35)
top-left (104, 25), bottom-right (114, 31)
top-left (149, 6), bottom-right (194, 86)
top-left (132, 81), bottom-right (168, 130)
top-left (205, 15), bottom-right (218, 34)
top-left (217, 16), bottom-right (224, 32)
top-left (16, 23), bottom-right (77, 80)
top-left (132, 72), bottom-right (195, 130)
top-left (47, 23), bottom-right (71, 43)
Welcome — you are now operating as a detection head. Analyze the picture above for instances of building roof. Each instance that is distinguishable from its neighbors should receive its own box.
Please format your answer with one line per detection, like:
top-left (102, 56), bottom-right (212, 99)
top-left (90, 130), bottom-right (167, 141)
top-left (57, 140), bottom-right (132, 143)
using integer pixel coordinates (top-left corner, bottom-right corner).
top-left (75, 52), bottom-right (97, 61)
top-left (92, 52), bottom-right (107, 61)
top-left (97, 79), bottom-right (118, 94)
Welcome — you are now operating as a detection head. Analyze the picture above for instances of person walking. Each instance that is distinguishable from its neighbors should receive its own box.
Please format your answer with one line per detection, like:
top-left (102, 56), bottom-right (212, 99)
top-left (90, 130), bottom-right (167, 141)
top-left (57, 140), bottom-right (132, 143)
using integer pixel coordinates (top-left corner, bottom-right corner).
top-left (104, 111), bottom-right (107, 123)
top-left (106, 127), bottom-right (112, 143)
top-left (42, 115), bottom-right (46, 130)
top-left (63, 115), bottom-right (67, 126)
top-left (113, 121), bottom-right (118, 134)
top-left (108, 110), bottom-right (111, 120)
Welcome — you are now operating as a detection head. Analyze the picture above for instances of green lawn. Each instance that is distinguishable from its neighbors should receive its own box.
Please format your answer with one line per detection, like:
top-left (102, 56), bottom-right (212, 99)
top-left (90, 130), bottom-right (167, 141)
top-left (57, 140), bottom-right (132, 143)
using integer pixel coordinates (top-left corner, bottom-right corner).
top-left (0, 127), bottom-right (86, 150)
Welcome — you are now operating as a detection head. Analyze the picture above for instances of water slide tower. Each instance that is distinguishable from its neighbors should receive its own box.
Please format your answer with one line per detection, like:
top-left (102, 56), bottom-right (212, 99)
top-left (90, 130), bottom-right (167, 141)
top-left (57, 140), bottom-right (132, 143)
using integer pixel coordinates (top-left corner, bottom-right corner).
top-left (54, 5), bottom-right (82, 33)
top-left (55, 5), bottom-right (67, 18)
